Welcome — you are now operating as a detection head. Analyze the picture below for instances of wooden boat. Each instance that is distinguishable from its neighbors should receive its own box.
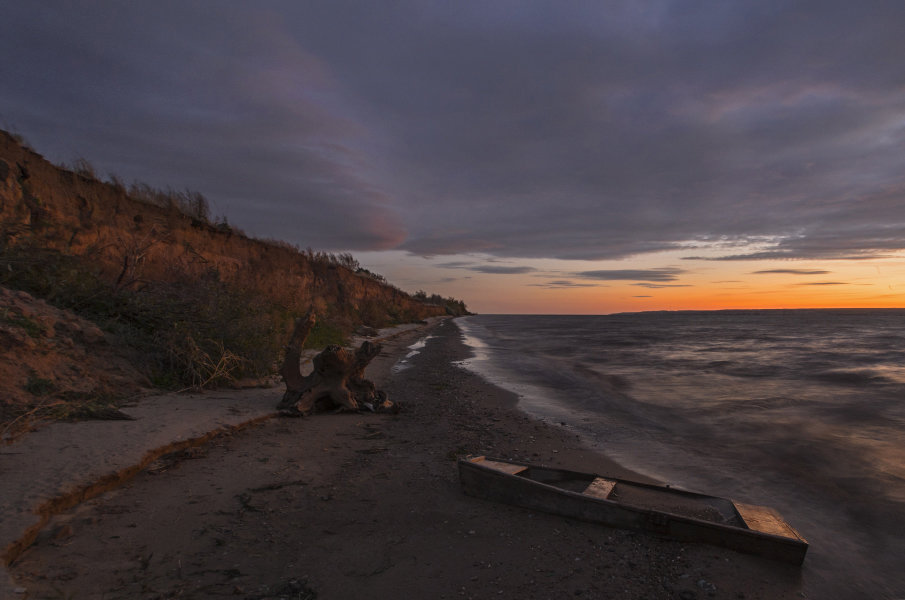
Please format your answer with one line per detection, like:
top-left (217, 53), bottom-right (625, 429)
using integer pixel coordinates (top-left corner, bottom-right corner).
top-left (458, 456), bottom-right (808, 565)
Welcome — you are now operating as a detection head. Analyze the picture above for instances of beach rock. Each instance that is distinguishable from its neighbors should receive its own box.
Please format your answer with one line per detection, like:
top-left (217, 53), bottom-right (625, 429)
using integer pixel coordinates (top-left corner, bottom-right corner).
top-left (356, 325), bottom-right (379, 337)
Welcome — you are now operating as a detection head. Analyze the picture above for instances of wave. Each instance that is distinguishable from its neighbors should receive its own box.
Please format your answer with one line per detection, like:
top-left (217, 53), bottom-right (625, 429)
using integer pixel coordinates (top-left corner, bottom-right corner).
top-left (813, 368), bottom-right (894, 386)
top-left (455, 311), bottom-right (905, 597)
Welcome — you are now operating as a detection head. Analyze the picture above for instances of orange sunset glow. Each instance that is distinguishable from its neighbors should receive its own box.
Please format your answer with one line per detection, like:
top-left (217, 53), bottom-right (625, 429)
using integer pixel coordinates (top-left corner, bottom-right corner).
top-left (4, 3), bottom-right (904, 315)
top-left (357, 251), bottom-right (905, 314)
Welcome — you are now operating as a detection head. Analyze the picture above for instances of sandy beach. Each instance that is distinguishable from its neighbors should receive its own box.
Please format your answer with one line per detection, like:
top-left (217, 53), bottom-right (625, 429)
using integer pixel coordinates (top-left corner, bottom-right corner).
top-left (10, 318), bottom-right (805, 599)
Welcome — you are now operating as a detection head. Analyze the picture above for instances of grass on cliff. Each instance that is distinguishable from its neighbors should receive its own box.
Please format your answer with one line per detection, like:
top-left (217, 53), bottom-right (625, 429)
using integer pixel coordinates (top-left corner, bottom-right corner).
top-left (0, 245), bottom-right (299, 390)
top-left (1, 241), bottom-right (445, 396)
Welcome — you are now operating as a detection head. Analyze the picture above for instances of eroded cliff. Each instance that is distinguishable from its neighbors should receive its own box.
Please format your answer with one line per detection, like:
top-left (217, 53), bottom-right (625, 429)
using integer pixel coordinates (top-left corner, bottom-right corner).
top-left (0, 130), bottom-right (462, 414)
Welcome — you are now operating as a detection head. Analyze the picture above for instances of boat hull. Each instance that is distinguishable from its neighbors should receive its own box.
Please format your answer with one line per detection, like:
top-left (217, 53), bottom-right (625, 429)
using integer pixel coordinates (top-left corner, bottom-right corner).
top-left (458, 457), bottom-right (808, 565)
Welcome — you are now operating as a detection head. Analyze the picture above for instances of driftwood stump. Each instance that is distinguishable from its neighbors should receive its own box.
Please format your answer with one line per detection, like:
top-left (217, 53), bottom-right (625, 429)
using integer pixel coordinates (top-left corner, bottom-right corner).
top-left (277, 313), bottom-right (394, 415)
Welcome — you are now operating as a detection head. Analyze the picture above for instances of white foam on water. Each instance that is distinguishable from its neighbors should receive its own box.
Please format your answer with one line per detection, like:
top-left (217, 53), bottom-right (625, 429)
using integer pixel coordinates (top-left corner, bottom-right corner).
top-left (391, 335), bottom-right (436, 373)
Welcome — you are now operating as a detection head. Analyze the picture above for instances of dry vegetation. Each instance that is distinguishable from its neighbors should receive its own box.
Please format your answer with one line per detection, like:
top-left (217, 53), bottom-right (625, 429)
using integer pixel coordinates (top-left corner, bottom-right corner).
top-left (0, 129), bottom-right (468, 434)
top-left (0, 285), bottom-right (144, 441)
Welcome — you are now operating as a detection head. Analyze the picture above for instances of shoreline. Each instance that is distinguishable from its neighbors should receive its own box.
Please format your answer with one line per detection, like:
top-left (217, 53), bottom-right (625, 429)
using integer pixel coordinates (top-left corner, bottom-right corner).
top-left (10, 317), bottom-right (804, 599)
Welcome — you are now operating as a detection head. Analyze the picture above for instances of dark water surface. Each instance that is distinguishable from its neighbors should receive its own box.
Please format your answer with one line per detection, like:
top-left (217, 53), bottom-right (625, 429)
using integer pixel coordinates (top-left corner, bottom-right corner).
top-left (457, 310), bottom-right (905, 598)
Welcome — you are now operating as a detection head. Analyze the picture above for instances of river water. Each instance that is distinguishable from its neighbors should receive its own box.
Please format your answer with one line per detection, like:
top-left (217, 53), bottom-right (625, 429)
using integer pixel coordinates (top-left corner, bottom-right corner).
top-left (456, 310), bottom-right (905, 598)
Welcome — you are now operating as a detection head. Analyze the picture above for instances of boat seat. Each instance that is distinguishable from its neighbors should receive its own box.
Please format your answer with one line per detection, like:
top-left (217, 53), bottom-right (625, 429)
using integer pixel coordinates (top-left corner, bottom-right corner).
top-left (583, 477), bottom-right (617, 499)
top-left (734, 502), bottom-right (803, 540)
top-left (479, 458), bottom-right (529, 475)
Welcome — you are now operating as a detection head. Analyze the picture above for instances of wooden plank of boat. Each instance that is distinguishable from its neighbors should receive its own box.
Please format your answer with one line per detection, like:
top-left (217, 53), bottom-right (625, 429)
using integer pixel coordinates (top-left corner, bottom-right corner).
top-left (458, 455), bottom-right (808, 565)
top-left (584, 477), bottom-right (616, 500)
top-left (734, 502), bottom-right (802, 539)
top-left (479, 458), bottom-right (528, 476)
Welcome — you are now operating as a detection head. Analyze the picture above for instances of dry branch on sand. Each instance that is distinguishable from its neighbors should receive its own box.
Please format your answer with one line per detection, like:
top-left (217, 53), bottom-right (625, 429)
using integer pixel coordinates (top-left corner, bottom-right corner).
top-left (277, 313), bottom-right (395, 415)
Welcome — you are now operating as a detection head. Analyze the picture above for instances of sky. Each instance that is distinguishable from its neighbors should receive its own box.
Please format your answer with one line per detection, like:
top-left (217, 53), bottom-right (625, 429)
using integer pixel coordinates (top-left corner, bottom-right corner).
top-left (2, 1), bottom-right (904, 314)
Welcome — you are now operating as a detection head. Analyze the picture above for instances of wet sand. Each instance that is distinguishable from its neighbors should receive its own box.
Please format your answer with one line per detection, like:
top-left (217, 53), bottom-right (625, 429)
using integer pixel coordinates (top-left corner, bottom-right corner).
top-left (11, 318), bottom-right (805, 599)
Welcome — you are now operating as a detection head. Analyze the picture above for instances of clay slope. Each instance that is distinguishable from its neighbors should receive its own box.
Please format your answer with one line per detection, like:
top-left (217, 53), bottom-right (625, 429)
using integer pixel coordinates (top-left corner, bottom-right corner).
top-left (0, 130), bottom-right (463, 431)
top-left (0, 285), bottom-right (145, 440)
top-left (0, 130), bottom-right (451, 327)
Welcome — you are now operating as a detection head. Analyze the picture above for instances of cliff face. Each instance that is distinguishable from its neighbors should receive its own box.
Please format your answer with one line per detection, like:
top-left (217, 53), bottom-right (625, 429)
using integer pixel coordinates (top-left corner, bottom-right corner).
top-left (0, 284), bottom-right (146, 435)
top-left (0, 130), bottom-right (448, 326)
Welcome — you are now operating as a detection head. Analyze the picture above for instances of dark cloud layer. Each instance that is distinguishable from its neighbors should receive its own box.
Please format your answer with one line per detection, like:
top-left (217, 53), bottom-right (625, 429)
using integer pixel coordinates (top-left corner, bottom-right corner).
top-left (529, 280), bottom-right (601, 289)
top-left (632, 283), bottom-right (692, 289)
top-left (576, 268), bottom-right (684, 282)
top-left (438, 262), bottom-right (536, 275)
top-left (753, 269), bottom-right (831, 275)
top-left (467, 265), bottom-right (538, 275)
top-left (2, 1), bottom-right (904, 260)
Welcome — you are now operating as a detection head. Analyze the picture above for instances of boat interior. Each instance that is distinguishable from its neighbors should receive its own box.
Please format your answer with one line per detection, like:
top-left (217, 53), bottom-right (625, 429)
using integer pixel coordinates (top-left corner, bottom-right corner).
top-left (475, 457), bottom-right (746, 526)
